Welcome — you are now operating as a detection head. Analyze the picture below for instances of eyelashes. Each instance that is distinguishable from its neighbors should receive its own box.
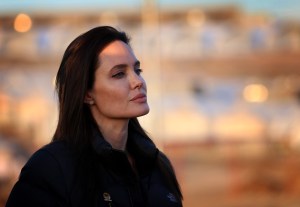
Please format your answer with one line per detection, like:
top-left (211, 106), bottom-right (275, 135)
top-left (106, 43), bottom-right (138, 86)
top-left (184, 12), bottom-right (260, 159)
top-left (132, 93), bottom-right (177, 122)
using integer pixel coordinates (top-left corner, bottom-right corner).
top-left (135, 68), bottom-right (143, 75)
top-left (112, 68), bottom-right (143, 79)
top-left (112, 72), bottom-right (125, 78)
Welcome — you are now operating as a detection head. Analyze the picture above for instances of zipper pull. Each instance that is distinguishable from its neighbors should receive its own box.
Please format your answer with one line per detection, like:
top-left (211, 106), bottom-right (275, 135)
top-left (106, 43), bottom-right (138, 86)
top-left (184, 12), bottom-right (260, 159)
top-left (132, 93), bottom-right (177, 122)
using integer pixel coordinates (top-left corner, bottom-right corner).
top-left (103, 192), bottom-right (112, 207)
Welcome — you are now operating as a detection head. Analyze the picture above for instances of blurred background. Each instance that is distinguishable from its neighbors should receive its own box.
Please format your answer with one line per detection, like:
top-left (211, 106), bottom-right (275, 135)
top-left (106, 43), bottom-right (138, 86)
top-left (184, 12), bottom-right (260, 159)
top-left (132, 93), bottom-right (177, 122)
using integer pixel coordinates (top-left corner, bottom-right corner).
top-left (1, 0), bottom-right (300, 206)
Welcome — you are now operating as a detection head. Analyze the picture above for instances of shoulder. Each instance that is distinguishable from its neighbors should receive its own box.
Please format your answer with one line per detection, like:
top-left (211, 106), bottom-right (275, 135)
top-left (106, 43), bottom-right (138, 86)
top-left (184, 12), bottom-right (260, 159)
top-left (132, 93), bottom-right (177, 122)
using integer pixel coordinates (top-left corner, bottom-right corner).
top-left (23, 141), bottom-right (75, 184)
top-left (40, 140), bottom-right (71, 158)
top-left (150, 150), bottom-right (177, 182)
top-left (6, 141), bottom-right (74, 206)
top-left (158, 151), bottom-right (174, 169)
top-left (25, 141), bottom-right (72, 171)
top-left (146, 151), bottom-right (183, 206)
top-left (20, 141), bottom-right (74, 185)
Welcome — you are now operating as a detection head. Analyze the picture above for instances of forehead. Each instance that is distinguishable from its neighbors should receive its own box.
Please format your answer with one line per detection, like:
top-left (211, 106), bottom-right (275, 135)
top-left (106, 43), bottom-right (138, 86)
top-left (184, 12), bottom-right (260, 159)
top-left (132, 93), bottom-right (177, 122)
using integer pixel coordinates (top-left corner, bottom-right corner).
top-left (98, 40), bottom-right (137, 66)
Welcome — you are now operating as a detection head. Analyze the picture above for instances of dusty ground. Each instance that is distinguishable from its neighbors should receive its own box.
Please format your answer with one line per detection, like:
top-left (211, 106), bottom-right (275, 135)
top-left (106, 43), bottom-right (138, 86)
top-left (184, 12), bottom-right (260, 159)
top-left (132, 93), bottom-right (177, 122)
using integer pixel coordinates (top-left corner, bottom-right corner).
top-left (165, 141), bottom-right (300, 207)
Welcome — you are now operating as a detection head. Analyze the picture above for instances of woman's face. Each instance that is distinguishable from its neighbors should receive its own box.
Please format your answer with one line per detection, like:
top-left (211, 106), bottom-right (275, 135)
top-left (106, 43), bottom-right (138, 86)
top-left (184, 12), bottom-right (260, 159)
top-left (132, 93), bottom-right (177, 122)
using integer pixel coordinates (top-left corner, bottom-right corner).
top-left (86, 40), bottom-right (149, 123)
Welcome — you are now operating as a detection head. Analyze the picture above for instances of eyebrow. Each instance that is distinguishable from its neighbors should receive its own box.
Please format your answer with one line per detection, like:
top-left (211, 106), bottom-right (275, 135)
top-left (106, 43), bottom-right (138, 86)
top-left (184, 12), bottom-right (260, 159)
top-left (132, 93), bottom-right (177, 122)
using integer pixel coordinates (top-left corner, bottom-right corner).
top-left (111, 60), bottom-right (140, 70)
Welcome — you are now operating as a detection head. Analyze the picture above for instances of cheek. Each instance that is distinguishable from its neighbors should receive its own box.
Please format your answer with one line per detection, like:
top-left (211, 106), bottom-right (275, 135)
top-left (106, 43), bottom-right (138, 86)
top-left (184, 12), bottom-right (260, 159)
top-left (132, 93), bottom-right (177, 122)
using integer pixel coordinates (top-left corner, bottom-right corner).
top-left (94, 86), bottom-right (127, 110)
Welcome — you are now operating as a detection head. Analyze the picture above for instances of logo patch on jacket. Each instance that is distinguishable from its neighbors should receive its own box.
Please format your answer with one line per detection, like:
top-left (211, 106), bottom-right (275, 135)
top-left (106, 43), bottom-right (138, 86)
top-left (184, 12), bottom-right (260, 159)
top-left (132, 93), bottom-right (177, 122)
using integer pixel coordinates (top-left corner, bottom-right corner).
top-left (103, 192), bottom-right (113, 206)
top-left (167, 192), bottom-right (178, 203)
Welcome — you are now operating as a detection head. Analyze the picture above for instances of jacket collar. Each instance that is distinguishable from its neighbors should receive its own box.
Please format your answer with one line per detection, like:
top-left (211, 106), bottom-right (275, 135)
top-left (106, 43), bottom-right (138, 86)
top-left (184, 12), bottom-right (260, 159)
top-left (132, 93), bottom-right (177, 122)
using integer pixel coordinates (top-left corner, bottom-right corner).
top-left (91, 126), bottom-right (159, 173)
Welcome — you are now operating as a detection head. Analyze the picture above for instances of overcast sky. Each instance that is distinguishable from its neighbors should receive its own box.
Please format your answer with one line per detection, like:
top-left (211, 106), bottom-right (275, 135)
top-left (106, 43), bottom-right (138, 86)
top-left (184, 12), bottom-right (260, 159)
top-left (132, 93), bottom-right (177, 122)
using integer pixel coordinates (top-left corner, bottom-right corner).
top-left (0, 0), bottom-right (299, 20)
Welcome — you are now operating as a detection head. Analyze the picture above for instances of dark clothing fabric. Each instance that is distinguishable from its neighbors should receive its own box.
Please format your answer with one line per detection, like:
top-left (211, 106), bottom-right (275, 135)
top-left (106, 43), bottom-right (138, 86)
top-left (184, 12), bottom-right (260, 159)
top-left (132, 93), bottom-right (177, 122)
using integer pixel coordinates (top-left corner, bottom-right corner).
top-left (6, 129), bottom-right (182, 207)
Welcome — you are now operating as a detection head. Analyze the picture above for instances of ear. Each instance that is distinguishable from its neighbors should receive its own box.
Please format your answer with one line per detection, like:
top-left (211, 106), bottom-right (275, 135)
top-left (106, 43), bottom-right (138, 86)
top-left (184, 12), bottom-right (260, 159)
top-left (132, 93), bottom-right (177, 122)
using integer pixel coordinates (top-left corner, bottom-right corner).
top-left (84, 91), bottom-right (95, 105)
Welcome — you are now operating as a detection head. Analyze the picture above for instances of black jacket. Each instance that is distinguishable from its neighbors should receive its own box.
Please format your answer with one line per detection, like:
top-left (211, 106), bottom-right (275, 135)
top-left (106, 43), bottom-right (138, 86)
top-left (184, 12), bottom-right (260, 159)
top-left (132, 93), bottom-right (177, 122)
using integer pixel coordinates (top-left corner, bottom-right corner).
top-left (6, 130), bottom-right (182, 207)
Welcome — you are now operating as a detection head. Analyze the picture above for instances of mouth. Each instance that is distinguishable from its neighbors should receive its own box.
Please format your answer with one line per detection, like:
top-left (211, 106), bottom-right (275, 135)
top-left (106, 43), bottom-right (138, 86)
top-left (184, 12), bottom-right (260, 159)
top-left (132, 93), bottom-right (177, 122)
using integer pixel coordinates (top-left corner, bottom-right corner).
top-left (130, 93), bottom-right (147, 102)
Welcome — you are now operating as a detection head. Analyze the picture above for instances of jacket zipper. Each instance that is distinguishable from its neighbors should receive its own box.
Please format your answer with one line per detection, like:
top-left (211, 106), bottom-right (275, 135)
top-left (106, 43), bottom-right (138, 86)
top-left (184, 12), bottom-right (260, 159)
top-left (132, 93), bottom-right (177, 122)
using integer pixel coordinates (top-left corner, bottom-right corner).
top-left (127, 188), bottom-right (134, 207)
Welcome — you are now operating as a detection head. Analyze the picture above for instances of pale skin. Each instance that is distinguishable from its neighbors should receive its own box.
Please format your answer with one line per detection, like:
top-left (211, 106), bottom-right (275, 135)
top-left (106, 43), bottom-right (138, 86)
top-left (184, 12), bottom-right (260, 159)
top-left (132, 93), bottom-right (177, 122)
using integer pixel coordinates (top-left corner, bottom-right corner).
top-left (84, 40), bottom-right (149, 151)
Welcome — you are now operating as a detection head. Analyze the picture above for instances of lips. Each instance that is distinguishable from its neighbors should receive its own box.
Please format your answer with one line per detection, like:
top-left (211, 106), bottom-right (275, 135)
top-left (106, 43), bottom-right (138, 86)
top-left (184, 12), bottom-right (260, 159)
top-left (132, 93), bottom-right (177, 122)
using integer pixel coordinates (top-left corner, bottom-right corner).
top-left (130, 93), bottom-right (147, 102)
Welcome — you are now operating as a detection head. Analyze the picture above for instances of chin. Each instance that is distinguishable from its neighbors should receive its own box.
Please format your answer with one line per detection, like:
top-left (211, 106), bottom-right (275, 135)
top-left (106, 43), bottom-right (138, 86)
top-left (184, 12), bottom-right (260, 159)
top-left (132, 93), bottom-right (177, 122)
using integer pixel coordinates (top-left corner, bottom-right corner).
top-left (135, 106), bottom-right (150, 117)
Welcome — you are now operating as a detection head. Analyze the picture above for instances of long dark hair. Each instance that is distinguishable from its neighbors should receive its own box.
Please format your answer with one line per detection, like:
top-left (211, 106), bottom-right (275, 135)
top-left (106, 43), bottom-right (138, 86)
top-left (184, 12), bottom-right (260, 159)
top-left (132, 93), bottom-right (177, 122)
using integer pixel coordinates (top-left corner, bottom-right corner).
top-left (53, 26), bottom-right (130, 150)
top-left (53, 26), bottom-right (182, 204)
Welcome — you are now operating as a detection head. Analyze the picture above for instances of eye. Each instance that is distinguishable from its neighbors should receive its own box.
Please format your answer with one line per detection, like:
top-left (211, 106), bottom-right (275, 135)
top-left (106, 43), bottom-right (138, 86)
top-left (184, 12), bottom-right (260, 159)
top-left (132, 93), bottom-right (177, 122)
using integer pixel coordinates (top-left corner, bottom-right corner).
top-left (135, 68), bottom-right (143, 75)
top-left (112, 72), bottom-right (125, 78)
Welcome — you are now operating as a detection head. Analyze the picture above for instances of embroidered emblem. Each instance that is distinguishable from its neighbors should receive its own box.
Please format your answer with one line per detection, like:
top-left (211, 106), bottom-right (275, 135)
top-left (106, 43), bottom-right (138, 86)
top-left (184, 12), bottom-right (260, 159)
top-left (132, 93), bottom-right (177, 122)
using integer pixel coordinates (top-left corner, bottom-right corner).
top-left (103, 192), bottom-right (112, 202)
top-left (167, 192), bottom-right (178, 203)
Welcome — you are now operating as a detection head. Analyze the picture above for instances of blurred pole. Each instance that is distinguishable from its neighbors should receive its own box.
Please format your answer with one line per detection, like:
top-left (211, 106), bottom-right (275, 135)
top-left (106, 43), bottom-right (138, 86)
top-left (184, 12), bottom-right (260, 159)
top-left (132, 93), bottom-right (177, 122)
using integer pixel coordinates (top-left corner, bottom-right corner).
top-left (141, 0), bottom-right (164, 148)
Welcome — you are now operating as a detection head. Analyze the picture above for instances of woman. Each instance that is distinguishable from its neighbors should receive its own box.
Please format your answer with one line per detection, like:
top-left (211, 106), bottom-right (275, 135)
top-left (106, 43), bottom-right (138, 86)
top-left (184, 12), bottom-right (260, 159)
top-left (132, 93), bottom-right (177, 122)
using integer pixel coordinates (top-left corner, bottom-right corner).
top-left (6, 26), bottom-right (183, 207)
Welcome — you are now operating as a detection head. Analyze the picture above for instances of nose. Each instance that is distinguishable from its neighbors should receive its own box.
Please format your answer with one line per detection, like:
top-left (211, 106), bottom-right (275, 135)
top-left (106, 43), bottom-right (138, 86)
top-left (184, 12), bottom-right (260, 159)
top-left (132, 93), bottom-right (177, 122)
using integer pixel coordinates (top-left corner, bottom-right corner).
top-left (130, 73), bottom-right (143, 89)
top-left (135, 81), bottom-right (142, 89)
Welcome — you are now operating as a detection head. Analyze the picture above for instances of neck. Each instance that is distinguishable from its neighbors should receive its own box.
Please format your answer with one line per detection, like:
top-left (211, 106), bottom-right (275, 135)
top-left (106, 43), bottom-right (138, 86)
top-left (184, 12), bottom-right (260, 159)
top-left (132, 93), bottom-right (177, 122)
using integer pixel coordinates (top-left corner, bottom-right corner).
top-left (96, 119), bottom-right (129, 151)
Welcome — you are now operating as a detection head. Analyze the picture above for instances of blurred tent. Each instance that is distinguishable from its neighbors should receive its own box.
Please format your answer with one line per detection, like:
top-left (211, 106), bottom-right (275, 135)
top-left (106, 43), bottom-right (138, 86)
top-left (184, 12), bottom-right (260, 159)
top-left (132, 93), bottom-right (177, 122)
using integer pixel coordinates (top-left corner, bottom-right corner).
top-left (1, 0), bottom-right (300, 206)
